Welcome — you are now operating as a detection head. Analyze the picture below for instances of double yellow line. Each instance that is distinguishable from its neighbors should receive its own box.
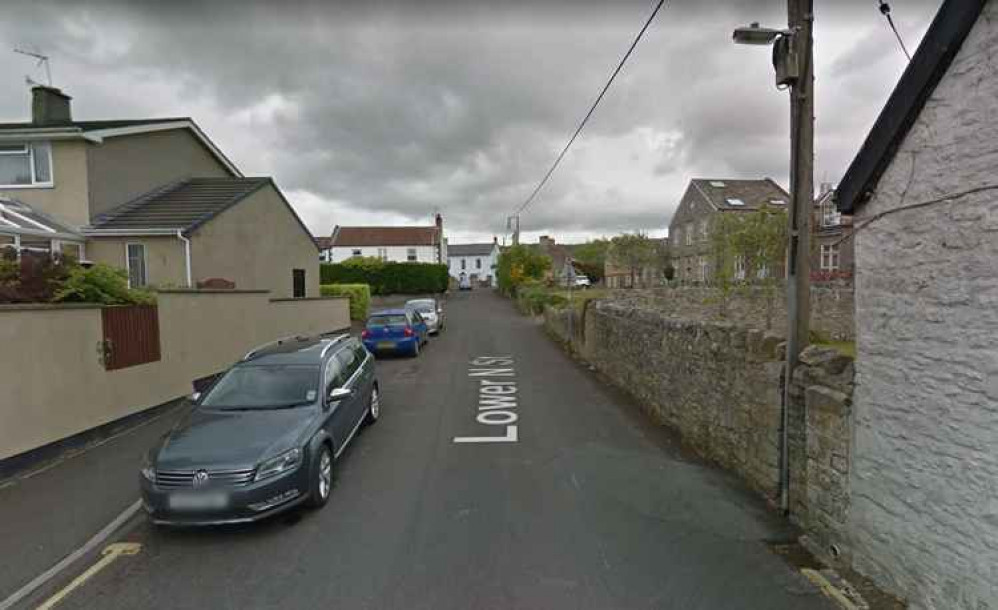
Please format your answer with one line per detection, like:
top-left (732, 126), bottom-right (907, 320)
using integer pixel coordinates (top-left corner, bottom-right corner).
top-left (36, 543), bottom-right (141, 610)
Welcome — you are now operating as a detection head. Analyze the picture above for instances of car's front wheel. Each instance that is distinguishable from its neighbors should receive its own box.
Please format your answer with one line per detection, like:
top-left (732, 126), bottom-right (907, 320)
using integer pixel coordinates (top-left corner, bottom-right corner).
top-left (365, 385), bottom-right (380, 426)
top-left (411, 340), bottom-right (420, 357)
top-left (307, 444), bottom-right (333, 509)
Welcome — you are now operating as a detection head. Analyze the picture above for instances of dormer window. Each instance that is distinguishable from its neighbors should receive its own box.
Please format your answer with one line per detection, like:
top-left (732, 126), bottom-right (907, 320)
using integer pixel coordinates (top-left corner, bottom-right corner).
top-left (0, 141), bottom-right (52, 187)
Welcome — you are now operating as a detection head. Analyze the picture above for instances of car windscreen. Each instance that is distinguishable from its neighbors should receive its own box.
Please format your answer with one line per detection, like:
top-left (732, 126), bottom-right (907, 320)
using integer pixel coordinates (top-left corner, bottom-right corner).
top-left (407, 300), bottom-right (435, 313)
top-left (367, 314), bottom-right (408, 327)
top-left (199, 365), bottom-right (319, 409)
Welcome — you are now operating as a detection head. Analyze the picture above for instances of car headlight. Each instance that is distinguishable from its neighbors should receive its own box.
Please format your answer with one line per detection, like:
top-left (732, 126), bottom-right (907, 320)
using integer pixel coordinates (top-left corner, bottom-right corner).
top-left (141, 452), bottom-right (156, 482)
top-left (255, 448), bottom-right (301, 482)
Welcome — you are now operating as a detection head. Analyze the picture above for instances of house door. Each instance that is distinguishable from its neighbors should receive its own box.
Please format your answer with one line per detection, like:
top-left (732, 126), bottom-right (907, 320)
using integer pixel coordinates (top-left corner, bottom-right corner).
top-left (293, 269), bottom-right (306, 298)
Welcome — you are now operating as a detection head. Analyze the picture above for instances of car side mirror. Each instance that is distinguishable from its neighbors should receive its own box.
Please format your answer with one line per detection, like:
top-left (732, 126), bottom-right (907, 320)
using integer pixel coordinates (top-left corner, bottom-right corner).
top-left (189, 391), bottom-right (201, 402)
top-left (437, 307), bottom-right (443, 314)
top-left (328, 387), bottom-right (352, 402)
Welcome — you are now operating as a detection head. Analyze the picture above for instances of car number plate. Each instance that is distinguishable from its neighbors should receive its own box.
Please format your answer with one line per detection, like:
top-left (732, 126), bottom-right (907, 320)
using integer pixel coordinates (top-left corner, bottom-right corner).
top-left (376, 341), bottom-right (396, 350)
top-left (169, 492), bottom-right (228, 511)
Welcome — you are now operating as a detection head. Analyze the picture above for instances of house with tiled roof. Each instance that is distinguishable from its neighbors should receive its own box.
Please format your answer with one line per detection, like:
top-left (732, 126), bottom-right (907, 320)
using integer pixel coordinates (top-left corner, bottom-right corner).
top-left (447, 239), bottom-right (499, 286)
top-left (668, 178), bottom-right (790, 283)
top-left (0, 86), bottom-right (318, 298)
top-left (326, 215), bottom-right (447, 264)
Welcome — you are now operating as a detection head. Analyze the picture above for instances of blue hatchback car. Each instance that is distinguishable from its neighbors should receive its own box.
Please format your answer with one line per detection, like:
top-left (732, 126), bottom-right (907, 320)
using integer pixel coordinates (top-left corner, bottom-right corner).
top-left (362, 309), bottom-right (429, 357)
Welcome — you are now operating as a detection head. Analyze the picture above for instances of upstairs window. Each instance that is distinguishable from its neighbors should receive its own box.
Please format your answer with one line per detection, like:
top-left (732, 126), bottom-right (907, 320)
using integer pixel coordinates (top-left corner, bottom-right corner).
top-left (820, 244), bottom-right (840, 271)
top-left (476, 258), bottom-right (482, 269)
top-left (377, 247), bottom-right (388, 260)
top-left (700, 220), bottom-right (709, 241)
top-left (0, 142), bottom-right (52, 187)
top-left (351, 249), bottom-right (362, 257)
top-left (126, 243), bottom-right (147, 288)
top-left (407, 248), bottom-right (417, 262)
top-left (685, 223), bottom-right (693, 246)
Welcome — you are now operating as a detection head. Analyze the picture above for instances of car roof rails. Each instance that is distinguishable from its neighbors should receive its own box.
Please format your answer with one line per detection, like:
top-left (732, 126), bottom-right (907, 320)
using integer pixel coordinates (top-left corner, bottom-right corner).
top-left (242, 334), bottom-right (313, 361)
top-left (319, 333), bottom-right (352, 358)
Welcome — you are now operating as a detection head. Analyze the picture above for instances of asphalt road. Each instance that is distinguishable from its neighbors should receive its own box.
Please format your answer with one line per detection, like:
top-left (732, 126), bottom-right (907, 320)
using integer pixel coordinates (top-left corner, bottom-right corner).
top-left (23, 290), bottom-right (833, 609)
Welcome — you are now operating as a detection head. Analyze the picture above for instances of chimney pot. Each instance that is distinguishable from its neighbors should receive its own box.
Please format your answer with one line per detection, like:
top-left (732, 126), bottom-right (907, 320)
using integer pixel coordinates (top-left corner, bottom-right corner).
top-left (31, 86), bottom-right (73, 126)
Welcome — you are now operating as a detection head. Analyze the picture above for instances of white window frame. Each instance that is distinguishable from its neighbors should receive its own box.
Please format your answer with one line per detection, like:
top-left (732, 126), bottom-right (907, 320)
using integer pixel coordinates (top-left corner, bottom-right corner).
top-left (407, 248), bottom-right (417, 262)
top-left (820, 244), bottom-right (840, 272)
top-left (125, 242), bottom-right (148, 288)
top-left (700, 220), bottom-right (709, 242)
top-left (377, 247), bottom-right (388, 261)
top-left (0, 141), bottom-right (54, 189)
top-left (734, 255), bottom-right (746, 281)
top-left (685, 223), bottom-right (693, 246)
top-left (699, 256), bottom-right (709, 282)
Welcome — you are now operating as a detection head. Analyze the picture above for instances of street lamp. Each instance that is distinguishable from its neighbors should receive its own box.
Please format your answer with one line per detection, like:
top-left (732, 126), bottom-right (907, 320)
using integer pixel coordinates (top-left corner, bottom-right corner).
top-left (733, 1), bottom-right (814, 516)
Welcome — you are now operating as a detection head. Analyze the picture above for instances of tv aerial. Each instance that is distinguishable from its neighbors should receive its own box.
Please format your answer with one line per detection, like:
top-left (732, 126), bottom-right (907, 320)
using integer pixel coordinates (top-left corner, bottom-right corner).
top-left (13, 47), bottom-right (52, 87)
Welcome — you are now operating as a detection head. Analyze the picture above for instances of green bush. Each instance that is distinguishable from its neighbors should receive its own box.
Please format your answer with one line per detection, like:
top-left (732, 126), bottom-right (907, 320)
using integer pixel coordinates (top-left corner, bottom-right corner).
top-left (320, 261), bottom-right (447, 295)
top-left (516, 281), bottom-right (567, 315)
top-left (53, 263), bottom-right (156, 305)
top-left (320, 283), bottom-right (371, 320)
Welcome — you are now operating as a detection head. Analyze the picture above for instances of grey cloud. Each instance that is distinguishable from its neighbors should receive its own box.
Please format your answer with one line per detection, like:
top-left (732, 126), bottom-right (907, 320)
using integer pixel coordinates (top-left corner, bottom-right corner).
top-left (0, 0), bottom-right (943, 240)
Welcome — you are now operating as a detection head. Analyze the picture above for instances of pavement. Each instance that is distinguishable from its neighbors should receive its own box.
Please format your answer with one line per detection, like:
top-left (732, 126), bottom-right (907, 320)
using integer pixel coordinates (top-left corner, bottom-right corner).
top-left (1, 289), bottom-right (835, 609)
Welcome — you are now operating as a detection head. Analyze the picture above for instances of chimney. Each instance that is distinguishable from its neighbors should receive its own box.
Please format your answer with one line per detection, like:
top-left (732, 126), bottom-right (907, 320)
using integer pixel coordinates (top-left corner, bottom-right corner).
top-left (493, 235), bottom-right (498, 245)
top-left (434, 213), bottom-right (443, 231)
top-left (32, 86), bottom-right (73, 125)
top-left (539, 235), bottom-right (555, 248)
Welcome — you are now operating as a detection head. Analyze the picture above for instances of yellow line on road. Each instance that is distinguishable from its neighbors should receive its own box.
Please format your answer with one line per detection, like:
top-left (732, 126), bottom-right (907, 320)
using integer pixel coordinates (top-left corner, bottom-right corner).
top-left (801, 568), bottom-right (858, 610)
top-left (36, 543), bottom-right (141, 610)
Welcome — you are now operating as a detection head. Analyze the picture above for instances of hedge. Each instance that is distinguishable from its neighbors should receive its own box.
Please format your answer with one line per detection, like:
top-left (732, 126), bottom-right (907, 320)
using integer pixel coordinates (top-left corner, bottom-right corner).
top-left (320, 262), bottom-right (448, 295)
top-left (320, 284), bottom-right (371, 320)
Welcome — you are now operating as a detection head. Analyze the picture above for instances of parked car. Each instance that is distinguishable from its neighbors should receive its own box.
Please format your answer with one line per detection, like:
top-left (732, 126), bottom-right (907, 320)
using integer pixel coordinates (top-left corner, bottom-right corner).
top-left (405, 298), bottom-right (444, 334)
top-left (362, 309), bottom-right (428, 357)
top-left (139, 334), bottom-right (379, 526)
top-left (458, 273), bottom-right (472, 291)
top-left (573, 275), bottom-right (591, 288)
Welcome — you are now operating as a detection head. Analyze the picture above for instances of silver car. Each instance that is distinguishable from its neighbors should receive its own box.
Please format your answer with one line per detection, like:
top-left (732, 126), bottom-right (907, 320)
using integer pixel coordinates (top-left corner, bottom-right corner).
top-left (405, 298), bottom-right (444, 334)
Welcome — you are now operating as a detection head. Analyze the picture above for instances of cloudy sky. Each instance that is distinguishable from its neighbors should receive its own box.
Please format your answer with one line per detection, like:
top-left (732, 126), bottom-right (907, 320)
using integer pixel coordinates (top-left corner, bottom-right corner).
top-left (1, 0), bottom-right (941, 244)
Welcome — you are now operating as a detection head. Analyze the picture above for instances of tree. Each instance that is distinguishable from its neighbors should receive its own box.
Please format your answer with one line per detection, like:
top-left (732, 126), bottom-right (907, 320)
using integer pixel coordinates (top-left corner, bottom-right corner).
top-left (708, 205), bottom-right (788, 325)
top-left (496, 245), bottom-right (551, 295)
top-left (571, 238), bottom-right (611, 282)
top-left (608, 232), bottom-right (659, 288)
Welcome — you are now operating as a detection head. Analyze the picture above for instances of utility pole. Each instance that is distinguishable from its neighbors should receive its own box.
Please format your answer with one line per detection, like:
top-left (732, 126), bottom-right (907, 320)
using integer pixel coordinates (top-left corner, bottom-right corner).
top-left (732, 0), bottom-right (814, 515)
top-left (780, 0), bottom-right (814, 514)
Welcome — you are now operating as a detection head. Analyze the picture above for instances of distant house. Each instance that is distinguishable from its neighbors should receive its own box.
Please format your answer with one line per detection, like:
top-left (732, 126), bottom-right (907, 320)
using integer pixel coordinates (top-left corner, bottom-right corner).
top-left (315, 236), bottom-right (334, 262)
top-left (811, 183), bottom-right (854, 281)
top-left (325, 215), bottom-right (447, 264)
top-left (835, 1), bottom-right (994, 607)
top-left (668, 178), bottom-right (790, 283)
top-left (535, 235), bottom-right (574, 283)
top-left (604, 237), bottom-right (669, 289)
top-left (0, 85), bottom-right (317, 298)
top-left (448, 240), bottom-right (500, 286)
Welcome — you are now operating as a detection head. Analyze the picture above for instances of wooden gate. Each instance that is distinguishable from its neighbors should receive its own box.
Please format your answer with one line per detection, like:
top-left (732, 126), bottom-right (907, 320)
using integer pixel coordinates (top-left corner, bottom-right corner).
top-left (100, 305), bottom-right (162, 371)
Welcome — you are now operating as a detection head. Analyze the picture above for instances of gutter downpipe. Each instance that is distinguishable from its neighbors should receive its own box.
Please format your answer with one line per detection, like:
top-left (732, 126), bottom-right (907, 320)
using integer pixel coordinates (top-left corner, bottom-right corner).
top-left (176, 230), bottom-right (192, 288)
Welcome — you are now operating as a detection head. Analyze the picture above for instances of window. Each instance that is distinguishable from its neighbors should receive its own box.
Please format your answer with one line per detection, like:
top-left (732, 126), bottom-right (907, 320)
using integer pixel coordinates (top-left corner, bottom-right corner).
top-left (820, 244), bottom-right (840, 271)
top-left (0, 141), bottom-right (52, 187)
top-left (726, 198), bottom-right (745, 206)
top-left (293, 268), bottom-right (306, 298)
top-left (822, 200), bottom-right (841, 227)
top-left (734, 255), bottom-right (746, 280)
top-left (475, 258), bottom-right (482, 269)
top-left (377, 247), bottom-right (388, 260)
top-left (126, 243), bottom-right (147, 288)
top-left (699, 256), bottom-right (709, 282)
top-left (673, 229), bottom-right (680, 247)
top-left (407, 248), bottom-right (417, 262)
top-left (335, 347), bottom-right (360, 384)
top-left (758, 264), bottom-right (770, 279)
top-left (324, 356), bottom-right (345, 395)
top-left (700, 220), bottom-right (708, 242)
top-left (685, 223), bottom-right (693, 246)
top-left (202, 365), bottom-right (319, 409)
top-left (461, 259), bottom-right (466, 270)
top-left (60, 242), bottom-right (83, 261)
top-left (351, 249), bottom-right (362, 257)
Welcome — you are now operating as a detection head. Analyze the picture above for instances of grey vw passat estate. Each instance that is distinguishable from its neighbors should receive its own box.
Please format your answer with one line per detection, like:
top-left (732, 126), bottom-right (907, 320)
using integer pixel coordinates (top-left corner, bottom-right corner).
top-left (140, 334), bottom-right (379, 526)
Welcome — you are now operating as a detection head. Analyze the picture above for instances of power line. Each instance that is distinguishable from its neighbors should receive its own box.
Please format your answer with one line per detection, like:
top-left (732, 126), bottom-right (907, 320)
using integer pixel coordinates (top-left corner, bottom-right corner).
top-left (877, 1), bottom-right (912, 61)
top-left (513, 0), bottom-right (667, 216)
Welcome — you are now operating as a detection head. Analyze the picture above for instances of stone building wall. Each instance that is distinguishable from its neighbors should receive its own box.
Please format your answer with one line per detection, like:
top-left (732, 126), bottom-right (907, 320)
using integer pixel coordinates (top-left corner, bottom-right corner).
top-left (847, 3), bottom-right (998, 607)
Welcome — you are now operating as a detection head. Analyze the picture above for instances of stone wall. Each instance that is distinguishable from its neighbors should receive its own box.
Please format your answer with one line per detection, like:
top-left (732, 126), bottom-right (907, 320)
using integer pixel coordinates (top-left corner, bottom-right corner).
top-left (551, 300), bottom-right (787, 498)
top-left (846, 3), bottom-right (998, 608)
top-left (543, 300), bottom-right (858, 577)
top-left (607, 283), bottom-right (854, 341)
top-left (788, 346), bottom-right (856, 567)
